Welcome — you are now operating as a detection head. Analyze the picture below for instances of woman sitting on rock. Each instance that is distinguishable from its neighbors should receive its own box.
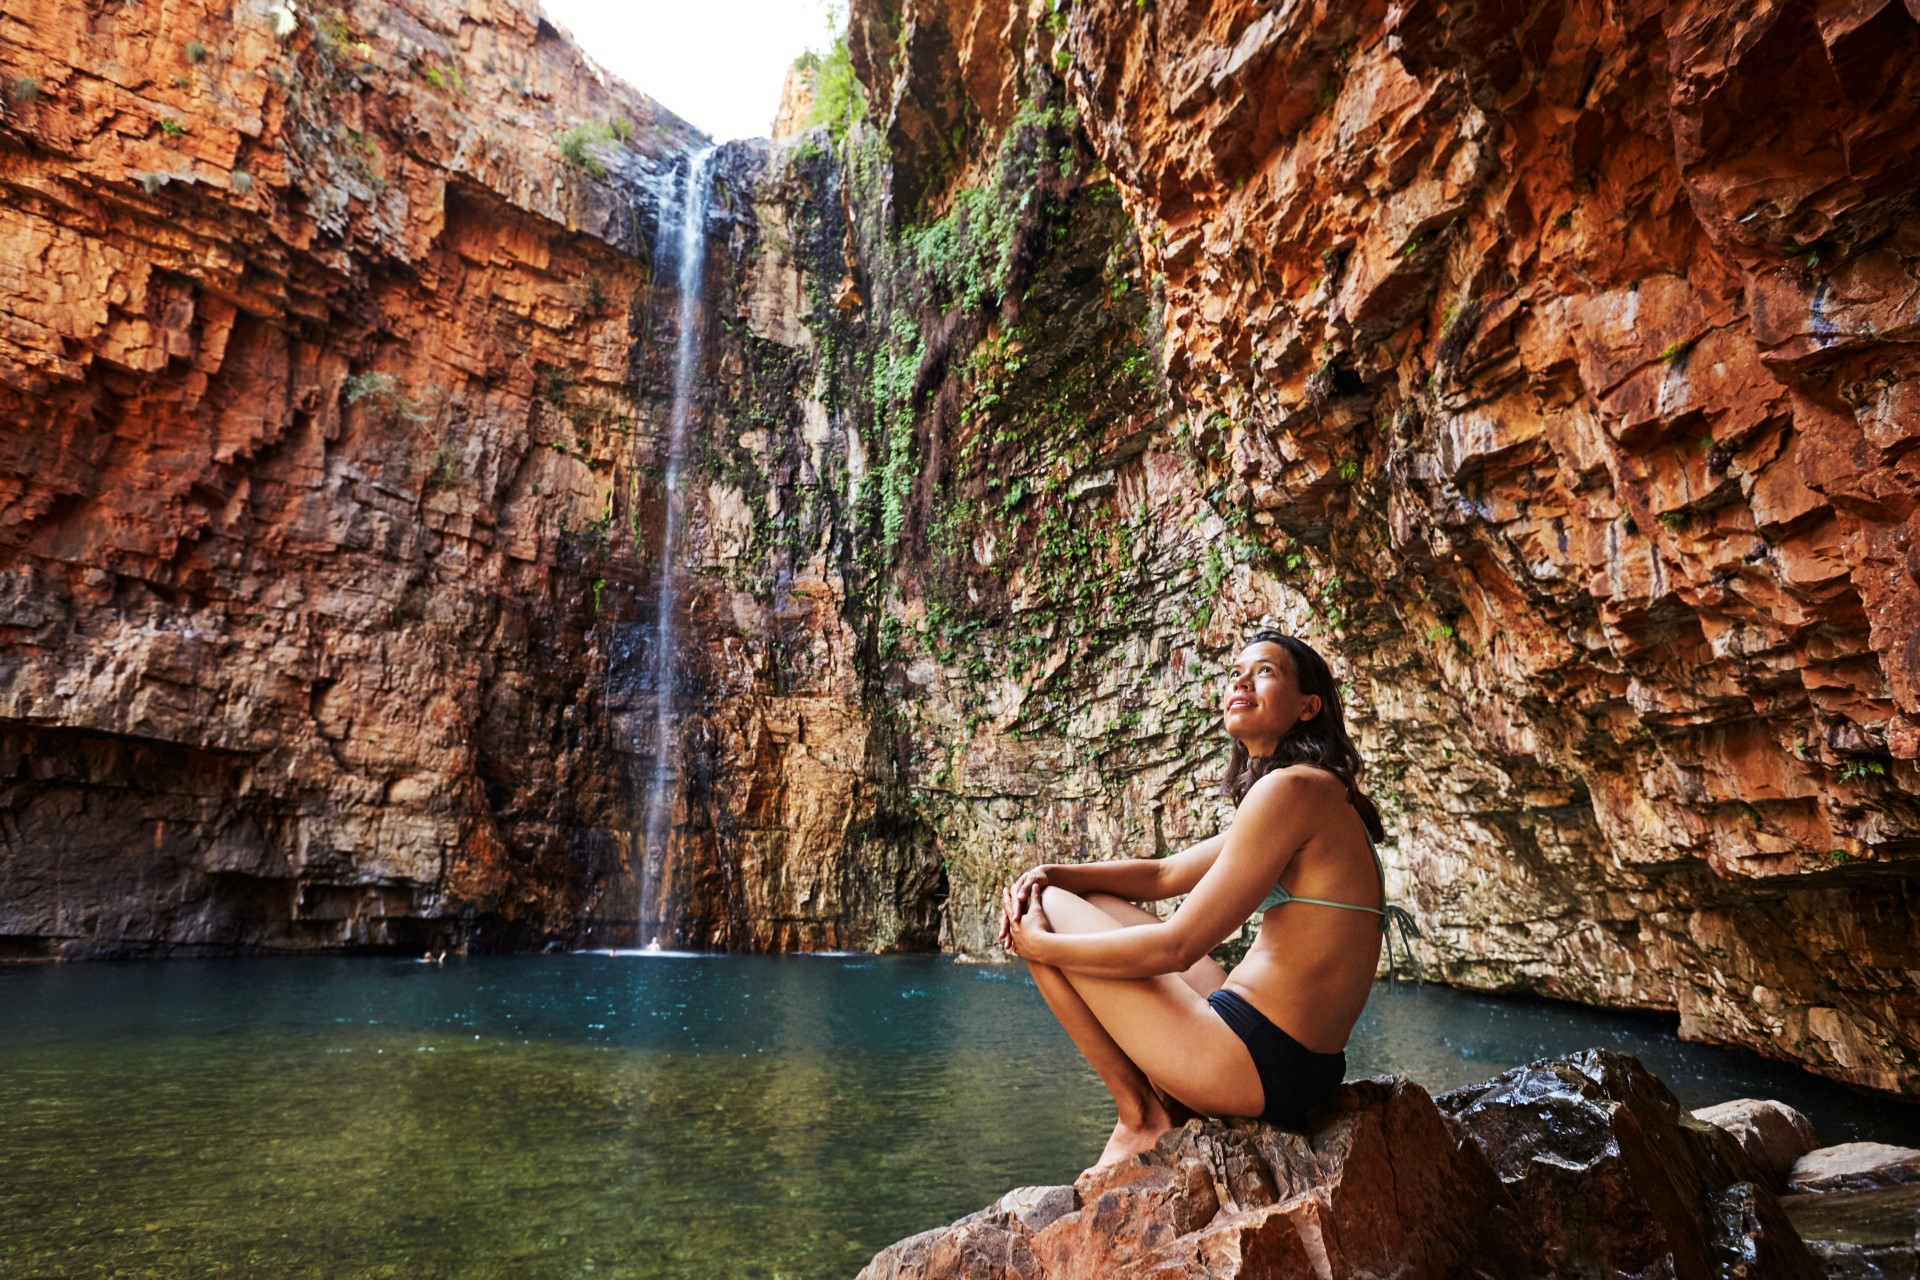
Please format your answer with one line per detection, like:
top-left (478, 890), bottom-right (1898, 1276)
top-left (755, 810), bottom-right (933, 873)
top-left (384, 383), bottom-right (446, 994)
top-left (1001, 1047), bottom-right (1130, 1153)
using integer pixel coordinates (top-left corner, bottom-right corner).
top-left (999, 631), bottom-right (1417, 1175)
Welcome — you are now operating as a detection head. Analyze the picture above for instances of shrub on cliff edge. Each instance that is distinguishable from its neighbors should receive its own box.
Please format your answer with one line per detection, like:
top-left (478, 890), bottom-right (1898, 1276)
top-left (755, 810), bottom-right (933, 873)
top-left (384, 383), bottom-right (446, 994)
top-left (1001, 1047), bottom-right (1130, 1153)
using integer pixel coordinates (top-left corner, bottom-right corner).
top-left (796, 34), bottom-right (865, 142)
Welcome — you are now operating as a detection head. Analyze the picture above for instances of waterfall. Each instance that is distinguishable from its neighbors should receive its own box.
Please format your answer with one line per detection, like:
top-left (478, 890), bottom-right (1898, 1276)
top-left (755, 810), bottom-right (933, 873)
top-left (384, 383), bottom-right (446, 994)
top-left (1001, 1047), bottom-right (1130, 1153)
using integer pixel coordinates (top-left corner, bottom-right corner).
top-left (638, 145), bottom-right (716, 948)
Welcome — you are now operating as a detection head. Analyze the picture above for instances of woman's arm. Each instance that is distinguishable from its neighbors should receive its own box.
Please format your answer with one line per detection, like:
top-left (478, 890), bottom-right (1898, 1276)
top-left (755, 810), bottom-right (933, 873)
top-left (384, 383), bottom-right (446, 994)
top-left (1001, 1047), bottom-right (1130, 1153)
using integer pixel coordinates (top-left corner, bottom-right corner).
top-left (1043, 831), bottom-right (1226, 901)
top-left (997, 832), bottom-right (1229, 946)
top-left (1008, 771), bottom-right (1327, 978)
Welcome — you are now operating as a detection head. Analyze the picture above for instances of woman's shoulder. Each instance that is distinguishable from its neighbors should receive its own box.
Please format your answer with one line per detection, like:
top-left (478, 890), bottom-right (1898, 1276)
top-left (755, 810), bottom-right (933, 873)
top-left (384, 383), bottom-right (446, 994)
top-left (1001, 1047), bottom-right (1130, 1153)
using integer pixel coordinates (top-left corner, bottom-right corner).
top-left (1241, 762), bottom-right (1348, 805)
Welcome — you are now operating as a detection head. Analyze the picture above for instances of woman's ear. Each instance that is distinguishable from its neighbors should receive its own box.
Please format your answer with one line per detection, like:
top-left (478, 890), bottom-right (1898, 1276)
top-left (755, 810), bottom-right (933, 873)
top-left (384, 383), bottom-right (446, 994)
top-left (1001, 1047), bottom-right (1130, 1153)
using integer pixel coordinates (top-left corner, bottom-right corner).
top-left (1299, 694), bottom-right (1322, 723)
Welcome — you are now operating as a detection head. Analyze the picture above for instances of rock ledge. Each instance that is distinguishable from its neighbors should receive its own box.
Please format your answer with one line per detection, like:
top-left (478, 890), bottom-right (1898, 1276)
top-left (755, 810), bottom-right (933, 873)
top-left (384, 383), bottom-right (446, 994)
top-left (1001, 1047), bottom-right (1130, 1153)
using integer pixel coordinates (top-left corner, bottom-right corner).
top-left (860, 1052), bottom-right (1818, 1280)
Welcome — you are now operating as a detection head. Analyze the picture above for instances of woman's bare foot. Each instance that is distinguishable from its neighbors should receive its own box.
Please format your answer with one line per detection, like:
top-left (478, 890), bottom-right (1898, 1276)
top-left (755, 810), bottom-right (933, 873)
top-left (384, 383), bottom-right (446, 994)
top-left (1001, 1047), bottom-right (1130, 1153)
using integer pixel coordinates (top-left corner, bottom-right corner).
top-left (1081, 1097), bottom-right (1176, 1180)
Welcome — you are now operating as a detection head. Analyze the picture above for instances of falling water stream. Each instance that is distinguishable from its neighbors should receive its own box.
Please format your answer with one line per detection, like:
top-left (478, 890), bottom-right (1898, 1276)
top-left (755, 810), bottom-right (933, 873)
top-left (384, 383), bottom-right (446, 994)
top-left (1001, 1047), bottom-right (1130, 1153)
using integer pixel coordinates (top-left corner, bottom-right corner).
top-left (638, 146), bottom-right (716, 947)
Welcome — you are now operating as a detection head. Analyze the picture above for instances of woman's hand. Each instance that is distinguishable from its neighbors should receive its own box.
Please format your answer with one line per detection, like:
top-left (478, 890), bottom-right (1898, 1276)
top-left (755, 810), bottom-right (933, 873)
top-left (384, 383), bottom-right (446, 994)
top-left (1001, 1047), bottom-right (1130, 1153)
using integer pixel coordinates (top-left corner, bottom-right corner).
top-left (997, 866), bottom-right (1052, 948)
top-left (1000, 880), bottom-right (1053, 960)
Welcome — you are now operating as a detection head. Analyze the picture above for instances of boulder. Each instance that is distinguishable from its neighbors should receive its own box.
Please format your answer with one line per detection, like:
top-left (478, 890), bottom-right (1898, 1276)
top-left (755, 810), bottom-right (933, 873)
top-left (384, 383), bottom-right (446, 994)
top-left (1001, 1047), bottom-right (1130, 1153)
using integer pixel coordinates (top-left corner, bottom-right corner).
top-left (860, 1053), bottom-right (1819, 1280)
top-left (1694, 1098), bottom-right (1821, 1186)
top-left (861, 1075), bottom-right (1535, 1280)
top-left (1440, 1050), bottom-right (1818, 1280)
top-left (1789, 1144), bottom-right (1920, 1194)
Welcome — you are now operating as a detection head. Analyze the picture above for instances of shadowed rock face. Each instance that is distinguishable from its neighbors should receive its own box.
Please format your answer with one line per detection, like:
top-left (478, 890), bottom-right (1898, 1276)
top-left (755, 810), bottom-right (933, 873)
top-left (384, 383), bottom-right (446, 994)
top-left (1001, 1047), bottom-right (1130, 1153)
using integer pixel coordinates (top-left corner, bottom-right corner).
top-left (839, 0), bottom-right (1920, 1092)
top-left (1439, 1051), bottom-right (1817, 1278)
top-left (858, 1052), bottom-right (1817, 1280)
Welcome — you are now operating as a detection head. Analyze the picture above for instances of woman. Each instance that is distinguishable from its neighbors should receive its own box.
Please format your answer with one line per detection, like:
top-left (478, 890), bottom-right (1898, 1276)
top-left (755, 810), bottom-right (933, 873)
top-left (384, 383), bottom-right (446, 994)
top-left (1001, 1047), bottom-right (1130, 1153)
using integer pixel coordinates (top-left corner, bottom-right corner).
top-left (998, 631), bottom-right (1416, 1175)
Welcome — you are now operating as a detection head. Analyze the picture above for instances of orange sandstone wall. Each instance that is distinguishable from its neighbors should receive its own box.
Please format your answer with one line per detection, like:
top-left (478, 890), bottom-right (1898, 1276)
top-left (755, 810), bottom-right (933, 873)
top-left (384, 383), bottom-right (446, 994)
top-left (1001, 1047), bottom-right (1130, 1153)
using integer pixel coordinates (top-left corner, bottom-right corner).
top-left (0, 0), bottom-right (944, 958)
top-left (848, 0), bottom-right (1920, 1093)
top-left (0, 0), bottom-right (698, 951)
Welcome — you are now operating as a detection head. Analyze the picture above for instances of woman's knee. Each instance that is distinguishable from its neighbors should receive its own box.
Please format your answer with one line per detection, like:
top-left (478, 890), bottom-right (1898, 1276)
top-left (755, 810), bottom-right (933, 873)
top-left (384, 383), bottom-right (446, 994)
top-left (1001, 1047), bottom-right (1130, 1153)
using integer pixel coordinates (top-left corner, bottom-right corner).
top-left (1039, 885), bottom-right (1109, 932)
top-left (1039, 885), bottom-right (1079, 917)
top-left (1041, 886), bottom-right (1139, 936)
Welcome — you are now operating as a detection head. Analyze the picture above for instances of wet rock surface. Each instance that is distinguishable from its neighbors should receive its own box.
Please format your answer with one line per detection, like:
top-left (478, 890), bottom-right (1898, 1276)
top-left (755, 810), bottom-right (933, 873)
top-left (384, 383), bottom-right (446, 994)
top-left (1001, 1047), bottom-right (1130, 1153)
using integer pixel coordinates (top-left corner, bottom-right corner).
top-left (859, 1051), bottom-right (1817, 1280)
top-left (1782, 1184), bottom-right (1920, 1280)
top-left (1791, 1144), bottom-right (1920, 1195)
top-left (1439, 1051), bottom-right (1816, 1278)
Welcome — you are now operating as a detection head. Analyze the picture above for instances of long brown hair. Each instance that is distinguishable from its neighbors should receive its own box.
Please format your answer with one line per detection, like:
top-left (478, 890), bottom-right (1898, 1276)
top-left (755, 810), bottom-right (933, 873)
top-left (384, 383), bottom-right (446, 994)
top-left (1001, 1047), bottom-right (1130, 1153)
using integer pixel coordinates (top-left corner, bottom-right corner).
top-left (1219, 632), bottom-right (1386, 841)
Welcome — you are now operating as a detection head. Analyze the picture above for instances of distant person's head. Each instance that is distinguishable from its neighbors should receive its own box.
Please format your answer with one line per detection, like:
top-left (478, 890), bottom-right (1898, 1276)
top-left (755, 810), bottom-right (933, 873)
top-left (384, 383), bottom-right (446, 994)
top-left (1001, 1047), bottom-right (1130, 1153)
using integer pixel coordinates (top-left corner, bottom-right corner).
top-left (1219, 632), bottom-right (1384, 840)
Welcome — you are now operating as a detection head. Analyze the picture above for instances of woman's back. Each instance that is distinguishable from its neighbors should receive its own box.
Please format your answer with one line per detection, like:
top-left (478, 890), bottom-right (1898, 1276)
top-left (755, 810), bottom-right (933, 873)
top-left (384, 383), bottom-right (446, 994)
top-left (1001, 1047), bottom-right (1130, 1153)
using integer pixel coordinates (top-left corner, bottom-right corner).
top-left (1223, 766), bottom-right (1385, 1054)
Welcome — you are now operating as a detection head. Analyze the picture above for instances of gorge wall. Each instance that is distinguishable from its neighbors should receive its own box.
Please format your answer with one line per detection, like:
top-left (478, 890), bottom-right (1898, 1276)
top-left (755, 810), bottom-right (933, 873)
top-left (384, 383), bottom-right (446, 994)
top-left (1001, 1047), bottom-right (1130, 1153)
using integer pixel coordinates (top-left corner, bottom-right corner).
top-left (993, 0), bottom-right (1917, 1094)
top-left (1, 0), bottom-right (1916, 1099)
top-left (0, 0), bottom-right (1269, 963)
top-left (0, 0), bottom-right (719, 953)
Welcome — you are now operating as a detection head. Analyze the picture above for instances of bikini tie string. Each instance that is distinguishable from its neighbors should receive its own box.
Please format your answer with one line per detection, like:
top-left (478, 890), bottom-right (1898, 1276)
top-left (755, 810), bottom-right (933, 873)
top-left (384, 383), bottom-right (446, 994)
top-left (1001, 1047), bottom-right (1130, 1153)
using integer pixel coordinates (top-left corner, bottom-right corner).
top-left (1381, 904), bottom-right (1423, 986)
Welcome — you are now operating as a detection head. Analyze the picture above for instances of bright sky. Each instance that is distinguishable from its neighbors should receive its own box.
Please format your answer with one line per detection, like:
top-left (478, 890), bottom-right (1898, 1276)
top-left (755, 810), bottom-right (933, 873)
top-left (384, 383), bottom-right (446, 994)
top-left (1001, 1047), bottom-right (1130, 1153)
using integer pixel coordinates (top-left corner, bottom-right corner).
top-left (537, 0), bottom-right (846, 142)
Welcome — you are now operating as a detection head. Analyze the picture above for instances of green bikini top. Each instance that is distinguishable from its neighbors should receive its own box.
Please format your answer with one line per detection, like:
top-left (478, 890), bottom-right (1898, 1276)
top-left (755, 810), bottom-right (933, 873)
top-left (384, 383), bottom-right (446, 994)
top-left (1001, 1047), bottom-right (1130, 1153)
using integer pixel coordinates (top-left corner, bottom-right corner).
top-left (1257, 829), bottom-right (1423, 982)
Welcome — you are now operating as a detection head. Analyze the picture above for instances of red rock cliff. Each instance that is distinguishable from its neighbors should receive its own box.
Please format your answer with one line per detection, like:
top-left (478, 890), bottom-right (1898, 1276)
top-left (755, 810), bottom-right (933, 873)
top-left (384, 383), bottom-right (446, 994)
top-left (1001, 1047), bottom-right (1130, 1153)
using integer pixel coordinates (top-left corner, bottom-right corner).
top-left (0, 0), bottom-right (712, 952)
top-left (0, 0), bottom-right (950, 959)
top-left (842, 0), bottom-right (1920, 1093)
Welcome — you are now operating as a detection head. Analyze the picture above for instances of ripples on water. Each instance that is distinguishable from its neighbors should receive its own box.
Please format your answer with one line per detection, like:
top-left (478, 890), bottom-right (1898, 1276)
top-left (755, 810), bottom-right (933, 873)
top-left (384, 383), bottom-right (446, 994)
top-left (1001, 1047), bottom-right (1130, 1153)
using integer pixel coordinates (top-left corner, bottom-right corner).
top-left (2, 955), bottom-right (1912, 1279)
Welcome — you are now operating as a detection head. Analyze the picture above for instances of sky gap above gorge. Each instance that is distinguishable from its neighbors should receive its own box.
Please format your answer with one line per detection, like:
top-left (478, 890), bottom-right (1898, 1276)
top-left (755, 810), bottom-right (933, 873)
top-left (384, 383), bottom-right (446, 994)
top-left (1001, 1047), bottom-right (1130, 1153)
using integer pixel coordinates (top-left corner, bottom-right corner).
top-left (538, 0), bottom-right (843, 140)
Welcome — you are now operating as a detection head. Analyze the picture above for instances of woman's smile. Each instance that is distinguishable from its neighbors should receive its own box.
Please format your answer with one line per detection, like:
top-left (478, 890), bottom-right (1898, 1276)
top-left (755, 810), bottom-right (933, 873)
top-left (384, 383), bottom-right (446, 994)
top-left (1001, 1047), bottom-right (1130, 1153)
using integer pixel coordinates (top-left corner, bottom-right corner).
top-left (1220, 640), bottom-right (1325, 756)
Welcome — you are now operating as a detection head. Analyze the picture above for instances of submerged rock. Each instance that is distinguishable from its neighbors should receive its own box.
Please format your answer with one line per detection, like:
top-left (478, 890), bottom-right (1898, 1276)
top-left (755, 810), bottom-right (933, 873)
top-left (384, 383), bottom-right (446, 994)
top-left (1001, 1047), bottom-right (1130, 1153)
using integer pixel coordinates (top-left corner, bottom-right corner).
top-left (861, 1052), bottom-right (1818, 1280)
top-left (1790, 1144), bottom-right (1920, 1195)
top-left (1780, 1184), bottom-right (1920, 1280)
top-left (1779, 1142), bottom-right (1920, 1279)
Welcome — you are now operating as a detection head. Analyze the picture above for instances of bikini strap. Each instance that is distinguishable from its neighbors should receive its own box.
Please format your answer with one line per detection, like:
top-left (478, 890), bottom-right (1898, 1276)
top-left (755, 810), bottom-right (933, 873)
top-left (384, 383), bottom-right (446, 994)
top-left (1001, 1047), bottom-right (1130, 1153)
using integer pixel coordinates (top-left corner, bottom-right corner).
top-left (1380, 903), bottom-right (1423, 986)
top-left (1364, 829), bottom-right (1423, 985)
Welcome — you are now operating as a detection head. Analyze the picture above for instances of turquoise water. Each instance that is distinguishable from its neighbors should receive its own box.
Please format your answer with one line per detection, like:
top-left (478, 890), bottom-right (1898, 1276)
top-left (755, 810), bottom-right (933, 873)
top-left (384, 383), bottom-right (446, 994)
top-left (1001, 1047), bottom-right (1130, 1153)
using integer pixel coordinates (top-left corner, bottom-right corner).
top-left (3, 955), bottom-right (1913, 1279)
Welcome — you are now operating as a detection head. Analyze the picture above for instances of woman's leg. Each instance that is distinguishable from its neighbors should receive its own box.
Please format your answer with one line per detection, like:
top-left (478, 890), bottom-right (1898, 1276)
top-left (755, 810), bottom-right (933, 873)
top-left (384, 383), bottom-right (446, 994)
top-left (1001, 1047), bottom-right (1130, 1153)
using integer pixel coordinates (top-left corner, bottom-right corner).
top-left (1076, 894), bottom-right (1226, 1128)
top-left (1024, 929), bottom-right (1174, 1173)
top-left (1079, 893), bottom-right (1229, 998)
top-left (1023, 887), bottom-right (1262, 1173)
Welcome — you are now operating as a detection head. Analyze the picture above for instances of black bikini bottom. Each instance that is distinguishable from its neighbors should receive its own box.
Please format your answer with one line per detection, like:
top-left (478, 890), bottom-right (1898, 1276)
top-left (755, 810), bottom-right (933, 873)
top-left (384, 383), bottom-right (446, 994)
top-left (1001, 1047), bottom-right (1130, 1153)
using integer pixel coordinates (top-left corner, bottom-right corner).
top-left (1206, 987), bottom-right (1346, 1128)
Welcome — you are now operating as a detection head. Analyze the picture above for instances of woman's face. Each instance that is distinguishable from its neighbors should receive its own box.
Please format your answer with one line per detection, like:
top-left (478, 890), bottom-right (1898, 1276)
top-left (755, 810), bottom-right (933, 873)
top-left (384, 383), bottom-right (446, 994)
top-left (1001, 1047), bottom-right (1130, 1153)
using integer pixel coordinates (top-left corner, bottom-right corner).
top-left (1222, 641), bottom-right (1321, 754)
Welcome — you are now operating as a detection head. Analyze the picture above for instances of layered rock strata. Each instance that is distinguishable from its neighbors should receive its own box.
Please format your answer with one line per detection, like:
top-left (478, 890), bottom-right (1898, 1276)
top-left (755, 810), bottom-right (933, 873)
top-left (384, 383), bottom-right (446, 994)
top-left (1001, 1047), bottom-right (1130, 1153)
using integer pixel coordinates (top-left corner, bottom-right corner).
top-left (0, 0), bottom-right (1248, 960)
top-left (839, 0), bottom-right (1920, 1092)
top-left (0, 0), bottom-right (731, 953)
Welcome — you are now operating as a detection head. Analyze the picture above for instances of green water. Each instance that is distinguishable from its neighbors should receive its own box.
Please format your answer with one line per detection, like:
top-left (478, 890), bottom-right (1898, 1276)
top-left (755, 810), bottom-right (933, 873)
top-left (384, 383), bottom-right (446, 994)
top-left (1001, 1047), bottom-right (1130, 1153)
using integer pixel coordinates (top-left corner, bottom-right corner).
top-left (2, 955), bottom-right (1911, 1279)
